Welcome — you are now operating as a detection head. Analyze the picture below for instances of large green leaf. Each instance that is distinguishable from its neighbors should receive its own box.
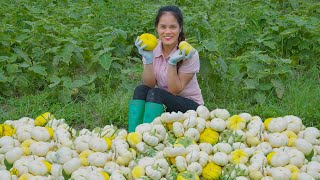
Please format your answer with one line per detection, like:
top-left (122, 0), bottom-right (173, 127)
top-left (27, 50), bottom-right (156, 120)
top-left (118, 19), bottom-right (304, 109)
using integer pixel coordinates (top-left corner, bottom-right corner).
top-left (0, 73), bottom-right (7, 83)
top-left (0, 56), bottom-right (9, 62)
top-left (216, 57), bottom-right (228, 75)
top-left (8, 55), bottom-right (18, 64)
top-left (45, 46), bottom-right (61, 53)
top-left (61, 43), bottom-right (74, 64)
top-left (28, 65), bottom-right (47, 76)
top-left (243, 79), bottom-right (258, 89)
top-left (246, 62), bottom-right (263, 78)
top-left (256, 54), bottom-right (272, 64)
top-left (199, 56), bottom-right (211, 78)
top-left (271, 79), bottom-right (285, 98)
top-left (254, 91), bottom-right (266, 104)
top-left (58, 88), bottom-right (72, 104)
top-left (72, 79), bottom-right (87, 88)
top-left (273, 66), bottom-right (291, 75)
top-left (15, 33), bottom-right (29, 43)
top-left (280, 28), bottom-right (297, 36)
top-left (202, 39), bottom-right (218, 52)
top-left (258, 83), bottom-right (273, 91)
top-left (94, 35), bottom-right (114, 50)
top-left (48, 75), bottom-right (61, 88)
top-left (31, 47), bottom-right (44, 60)
top-left (19, 62), bottom-right (30, 68)
top-left (13, 47), bottom-right (32, 65)
top-left (82, 74), bottom-right (97, 84)
top-left (62, 76), bottom-right (73, 89)
top-left (262, 41), bottom-right (276, 49)
top-left (74, 46), bottom-right (84, 64)
top-left (6, 64), bottom-right (20, 74)
top-left (229, 63), bottom-right (244, 85)
top-left (280, 58), bottom-right (292, 64)
top-left (98, 53), bottom-right (113, 71)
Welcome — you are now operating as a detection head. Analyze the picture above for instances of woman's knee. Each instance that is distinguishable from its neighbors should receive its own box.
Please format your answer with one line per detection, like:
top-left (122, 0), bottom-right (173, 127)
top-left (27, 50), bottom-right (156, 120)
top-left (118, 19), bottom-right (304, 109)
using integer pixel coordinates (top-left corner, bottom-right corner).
top-left (133, 85), bottom-right (151, 100)
top-left (146, 88), bottom-right (166, 103)
top-left (134, 85), bottom-right (150, 93)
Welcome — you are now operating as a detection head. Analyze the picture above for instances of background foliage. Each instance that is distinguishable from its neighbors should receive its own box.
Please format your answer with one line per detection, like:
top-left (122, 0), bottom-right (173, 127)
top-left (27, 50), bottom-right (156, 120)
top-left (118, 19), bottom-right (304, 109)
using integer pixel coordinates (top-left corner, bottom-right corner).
top-left (1, 0), bottom-right (319, 128)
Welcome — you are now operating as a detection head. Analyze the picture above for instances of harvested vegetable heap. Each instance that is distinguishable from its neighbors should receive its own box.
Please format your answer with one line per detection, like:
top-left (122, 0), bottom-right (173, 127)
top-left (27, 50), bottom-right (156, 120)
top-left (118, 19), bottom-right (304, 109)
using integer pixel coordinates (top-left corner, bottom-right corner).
top-left (0, 106), bottom-right (319, 180)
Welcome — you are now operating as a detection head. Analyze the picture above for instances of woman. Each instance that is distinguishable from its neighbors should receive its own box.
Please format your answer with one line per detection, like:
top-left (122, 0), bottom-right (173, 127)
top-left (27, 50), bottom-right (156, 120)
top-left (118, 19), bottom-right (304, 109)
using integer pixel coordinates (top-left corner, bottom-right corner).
top-left (128, 5), bottom-right (204, 132)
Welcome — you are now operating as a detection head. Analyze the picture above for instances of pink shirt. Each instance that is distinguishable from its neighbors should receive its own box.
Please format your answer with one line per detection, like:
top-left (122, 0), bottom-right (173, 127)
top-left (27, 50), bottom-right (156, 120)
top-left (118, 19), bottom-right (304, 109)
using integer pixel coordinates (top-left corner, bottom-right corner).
top-left (144, 41), bottom-right (204, 105)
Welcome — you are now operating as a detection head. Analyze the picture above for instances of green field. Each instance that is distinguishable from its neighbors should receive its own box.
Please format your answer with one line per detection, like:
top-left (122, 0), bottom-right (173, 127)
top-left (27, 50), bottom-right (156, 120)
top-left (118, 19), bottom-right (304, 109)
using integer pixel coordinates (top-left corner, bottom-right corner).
top-left (1, 0), bottom-right (320, 129)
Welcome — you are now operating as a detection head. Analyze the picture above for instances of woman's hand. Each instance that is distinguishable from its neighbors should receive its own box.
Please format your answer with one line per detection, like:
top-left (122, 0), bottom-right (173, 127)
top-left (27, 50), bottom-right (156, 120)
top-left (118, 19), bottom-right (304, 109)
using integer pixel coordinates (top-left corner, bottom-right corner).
top-left (168, 49), bottom-right (196, 65)
top-left (185, 49), bottom-right (196, 60)
top-left (135, 37), bottom-right (154, 64)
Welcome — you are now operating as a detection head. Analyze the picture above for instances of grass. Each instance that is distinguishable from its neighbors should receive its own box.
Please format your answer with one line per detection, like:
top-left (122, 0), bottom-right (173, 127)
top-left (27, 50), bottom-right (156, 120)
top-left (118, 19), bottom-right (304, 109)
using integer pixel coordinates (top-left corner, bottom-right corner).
top-left (1, 69), bottom-right (319, 130)
top-left (202, 68), bottom-right (320, 128)
top-left (0, 87), bottom-right (132, 130)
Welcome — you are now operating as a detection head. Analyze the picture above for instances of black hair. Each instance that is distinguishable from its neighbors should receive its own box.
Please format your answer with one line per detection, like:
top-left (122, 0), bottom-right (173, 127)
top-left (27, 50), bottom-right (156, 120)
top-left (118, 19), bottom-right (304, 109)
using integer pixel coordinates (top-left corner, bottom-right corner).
top-left (155, 6), bottom-right (185, 44)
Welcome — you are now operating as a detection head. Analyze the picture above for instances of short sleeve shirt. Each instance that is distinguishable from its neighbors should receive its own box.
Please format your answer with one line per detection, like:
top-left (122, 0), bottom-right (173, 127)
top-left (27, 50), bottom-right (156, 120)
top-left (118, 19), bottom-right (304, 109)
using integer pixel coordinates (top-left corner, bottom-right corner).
top-left (145, 40), bottom-right (204, 105)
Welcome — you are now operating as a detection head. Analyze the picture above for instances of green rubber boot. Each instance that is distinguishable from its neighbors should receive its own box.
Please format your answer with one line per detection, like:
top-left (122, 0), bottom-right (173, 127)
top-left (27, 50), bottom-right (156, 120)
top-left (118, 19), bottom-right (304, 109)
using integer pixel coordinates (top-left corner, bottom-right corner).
top-left (143, 102), bottom-right (165, 123)
top-left (128, 100), bottom-right (146, 132)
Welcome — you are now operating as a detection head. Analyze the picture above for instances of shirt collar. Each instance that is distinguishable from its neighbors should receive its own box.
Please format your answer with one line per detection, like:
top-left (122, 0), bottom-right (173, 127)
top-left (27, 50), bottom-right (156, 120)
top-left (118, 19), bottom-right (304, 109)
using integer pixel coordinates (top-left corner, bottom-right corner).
top-left (154, 40), bottom-right (178, 59)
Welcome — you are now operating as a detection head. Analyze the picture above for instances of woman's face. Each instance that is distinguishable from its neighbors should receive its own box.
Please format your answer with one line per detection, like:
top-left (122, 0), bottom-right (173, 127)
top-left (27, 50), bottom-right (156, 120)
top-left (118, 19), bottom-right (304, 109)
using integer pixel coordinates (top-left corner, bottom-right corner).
top-left (156, 12), bottom-right (181, 48)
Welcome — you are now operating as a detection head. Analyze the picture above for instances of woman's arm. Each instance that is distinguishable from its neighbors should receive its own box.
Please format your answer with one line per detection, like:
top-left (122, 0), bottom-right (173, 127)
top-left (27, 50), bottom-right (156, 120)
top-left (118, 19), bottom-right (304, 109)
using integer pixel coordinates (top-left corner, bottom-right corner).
top-left (167, 65), bottom-right (194, 95)
top-left (142, 64), bottom-right (156, 88)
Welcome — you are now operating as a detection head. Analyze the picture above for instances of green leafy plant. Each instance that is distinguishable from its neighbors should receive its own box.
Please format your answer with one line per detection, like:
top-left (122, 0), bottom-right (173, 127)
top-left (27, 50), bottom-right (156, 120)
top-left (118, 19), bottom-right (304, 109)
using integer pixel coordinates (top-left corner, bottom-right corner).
top-left (228, 51), bottom-right (294, 104)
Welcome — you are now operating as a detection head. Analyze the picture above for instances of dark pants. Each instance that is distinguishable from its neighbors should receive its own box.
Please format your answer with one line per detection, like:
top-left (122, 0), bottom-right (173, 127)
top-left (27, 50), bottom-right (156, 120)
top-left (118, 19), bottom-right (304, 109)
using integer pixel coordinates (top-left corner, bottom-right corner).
top-left (133, 85), bottom-right (199, 113)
